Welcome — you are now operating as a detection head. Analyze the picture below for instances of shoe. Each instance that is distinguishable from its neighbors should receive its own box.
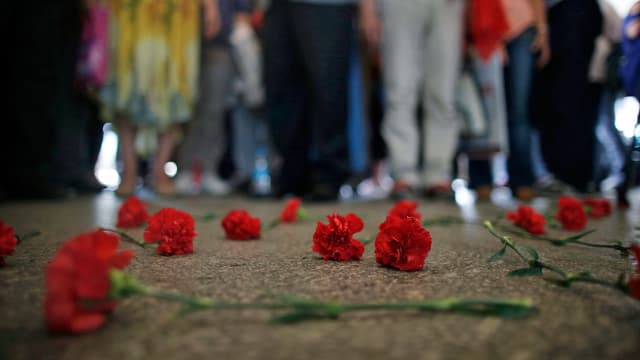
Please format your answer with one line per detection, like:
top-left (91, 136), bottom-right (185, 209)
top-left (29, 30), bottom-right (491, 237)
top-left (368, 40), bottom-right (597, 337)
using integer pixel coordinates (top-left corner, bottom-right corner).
top-left (424, 182), bottom-right (453, 199)
top-left (514, 186), bottom-right (535, 201)
top-left (475, 185), bottom-right (492, 202)
top-left (308, 183), bottom-right (339, 202)
top-left (175, 172), bottom-right (199, 195)
top-left (115, 176), bottom-right (136, 198)
top-left (154, 178), bottom-right (176, 197)
top-left (70, 175), bottom-right (105, 194)
top-left (201, 173), bottom-right (232, 195)
top-left (533, 176), bottom-right (570, 195)
top-left (390, 180), bottom-right (417, 200)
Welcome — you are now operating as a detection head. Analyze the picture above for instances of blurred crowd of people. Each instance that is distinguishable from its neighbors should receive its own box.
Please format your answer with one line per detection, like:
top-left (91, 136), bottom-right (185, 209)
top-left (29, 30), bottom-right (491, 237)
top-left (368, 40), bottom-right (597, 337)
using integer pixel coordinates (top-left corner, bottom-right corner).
top-left (3, 0), bottom-right (640, 204)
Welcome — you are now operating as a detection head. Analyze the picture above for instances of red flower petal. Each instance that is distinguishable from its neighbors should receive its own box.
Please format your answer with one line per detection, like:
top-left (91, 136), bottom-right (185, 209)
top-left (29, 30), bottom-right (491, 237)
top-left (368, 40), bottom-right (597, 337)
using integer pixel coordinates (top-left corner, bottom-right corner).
top-left (221, 210), bottom-right (261, 240)
top-left (312, 213), bottom-right (365, 261)
top-left (375, 216), bottom-right (432, 271)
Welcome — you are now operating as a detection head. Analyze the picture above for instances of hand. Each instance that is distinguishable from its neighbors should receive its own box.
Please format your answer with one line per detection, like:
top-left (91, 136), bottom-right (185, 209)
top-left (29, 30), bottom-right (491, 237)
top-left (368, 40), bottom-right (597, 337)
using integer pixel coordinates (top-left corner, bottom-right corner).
top-left (531, 29), bottom-right (550, 68)
top-left (359, 0), bottom-right (381, 48)
top-left (202, 0), bottom-right (221, 40)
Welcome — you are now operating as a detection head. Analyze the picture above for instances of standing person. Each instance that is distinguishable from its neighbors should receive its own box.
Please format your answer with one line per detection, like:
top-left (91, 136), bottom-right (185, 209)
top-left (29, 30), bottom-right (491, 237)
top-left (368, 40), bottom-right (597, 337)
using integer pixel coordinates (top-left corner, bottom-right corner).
top-left (465, 0), bottom-right (510, 201)
top-left (531, 0), bottom-right (602, 193)
top-left (175, 0), bottom-right (252, 196)
top-left (500, 0), bottom-right (550, 201)
top-left (360, 0), bottom-right (466, 199)
top-left (263, 0), bottom-right (357, 201)
top-left (101, 0), bottom-right (214, 197)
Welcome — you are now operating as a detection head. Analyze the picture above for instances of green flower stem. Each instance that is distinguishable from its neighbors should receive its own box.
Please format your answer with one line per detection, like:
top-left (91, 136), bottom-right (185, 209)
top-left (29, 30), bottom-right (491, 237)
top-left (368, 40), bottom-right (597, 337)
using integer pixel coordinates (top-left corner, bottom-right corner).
top-left (263, 218), bottom-right (281, 231)
top-left (14, 231), bottom-right (41, 244)
top-left (494, 222), bottom-right (628, 255)
top-left (100, 228), bottom-right (145, 248)
top-left (483, 221), bottom-right (630, 297)
top-left (360, 235), bottom-right (375, 246)
top-left (484, 221), bottom-right (530, 264)
top-left (194, 213), bottom-right (216, 222)
top-left (109, 270), bottom-right (536, 322)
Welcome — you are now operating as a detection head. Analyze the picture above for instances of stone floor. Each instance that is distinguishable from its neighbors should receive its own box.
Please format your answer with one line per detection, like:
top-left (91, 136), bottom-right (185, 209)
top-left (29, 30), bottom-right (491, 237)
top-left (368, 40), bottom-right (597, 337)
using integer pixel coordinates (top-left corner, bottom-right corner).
top-left (1, 190), bottom-right (639, 360)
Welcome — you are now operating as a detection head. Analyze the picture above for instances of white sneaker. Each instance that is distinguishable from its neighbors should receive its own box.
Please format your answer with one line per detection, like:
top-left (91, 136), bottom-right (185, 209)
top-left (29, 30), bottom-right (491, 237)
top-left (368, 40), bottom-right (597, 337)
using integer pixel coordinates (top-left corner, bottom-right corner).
top-left (201, 172), bottom-right (232, 195)
top-left (175, 172), bottom-right (199, 195)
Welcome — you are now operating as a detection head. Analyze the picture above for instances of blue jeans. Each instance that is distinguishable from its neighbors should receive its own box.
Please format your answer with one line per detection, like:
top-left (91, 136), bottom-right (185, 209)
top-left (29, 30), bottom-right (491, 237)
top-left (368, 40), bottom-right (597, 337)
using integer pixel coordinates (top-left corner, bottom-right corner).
top-left (504, 27), bottom-right (536, 188)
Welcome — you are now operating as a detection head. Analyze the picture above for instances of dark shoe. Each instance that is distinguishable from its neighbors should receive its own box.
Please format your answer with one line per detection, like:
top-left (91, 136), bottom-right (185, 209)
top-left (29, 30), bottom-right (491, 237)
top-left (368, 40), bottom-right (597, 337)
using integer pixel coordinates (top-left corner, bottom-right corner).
top-left (69, 175), bottom-right (105, 194)
top-left (308, 183), bottom-right (339, 202)
top-left (424, 182), bottom-right (453, 199)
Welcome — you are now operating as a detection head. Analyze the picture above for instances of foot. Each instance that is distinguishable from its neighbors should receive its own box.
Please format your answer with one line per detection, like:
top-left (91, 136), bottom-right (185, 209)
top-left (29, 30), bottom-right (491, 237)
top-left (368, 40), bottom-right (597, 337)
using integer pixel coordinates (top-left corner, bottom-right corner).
top-left (390, 180), bottom-right (417, 200)
top-left (424, 182), bottom-right (453, 199)
top-left (115, 173), bottom-right (136, 197)
top-left (153, 174), bottom-right (176, 196)
top-left (514, 186), bottom-right (535, 201)
top-left (475, 185), bottom-right (492, 202)
top-left (201, 173), bottom-right (232, 195)
top-left (175, 172), bottom-right (199, 195)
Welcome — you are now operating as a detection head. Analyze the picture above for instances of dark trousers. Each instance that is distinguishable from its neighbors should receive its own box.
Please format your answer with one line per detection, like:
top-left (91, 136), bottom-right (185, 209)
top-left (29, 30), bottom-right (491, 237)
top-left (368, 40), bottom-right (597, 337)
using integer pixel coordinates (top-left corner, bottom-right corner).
top-left (264, 0), bottom-right (355, 195)
top-left (531, 0), bottom-right (602, 192)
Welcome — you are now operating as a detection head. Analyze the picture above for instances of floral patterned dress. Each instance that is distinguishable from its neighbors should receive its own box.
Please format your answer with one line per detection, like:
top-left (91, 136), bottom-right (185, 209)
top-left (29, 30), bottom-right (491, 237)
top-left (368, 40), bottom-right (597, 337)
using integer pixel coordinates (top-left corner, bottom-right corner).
top-left (101, 0), bottom-right (200, 129)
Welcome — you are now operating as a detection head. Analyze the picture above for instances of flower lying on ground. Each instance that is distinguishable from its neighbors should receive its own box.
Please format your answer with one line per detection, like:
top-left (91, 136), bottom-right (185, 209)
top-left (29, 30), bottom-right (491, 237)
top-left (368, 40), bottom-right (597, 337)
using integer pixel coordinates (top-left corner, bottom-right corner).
top-left (375, 216), bottom-right (432, 271)
top-left (222, 210), bottom-right (261, 240)
top-left (387, 200), bottom-right (422, 222)
top-left (0, 221), bottom-right (17, 267)
top-left (280, 198), bottom-right (305, 223)
top-left (144, 208), bottom-right (196, 255)
top-left (44, 229), bottom-right (133, 334)
top-left (116, 196), bottom-right (149, 228)
top-left (629, 244), bottom-right (640, 300)
top-left (582, 198), bottom-right (612, 219)
top-left (556, 196), bottom-right (588, 231)
top-left (312, 213), bottom-right (365, 261)
top-left (506, 205), bottom-right (545, 235)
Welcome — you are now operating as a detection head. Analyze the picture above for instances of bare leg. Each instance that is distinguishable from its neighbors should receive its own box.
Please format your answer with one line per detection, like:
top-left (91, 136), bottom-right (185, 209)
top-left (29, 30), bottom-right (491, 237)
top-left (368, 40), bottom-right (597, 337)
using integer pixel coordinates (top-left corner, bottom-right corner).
top-left (153, 124), bottom-right (179, 195)
top-left (114, 115), bottom-right (138, 196)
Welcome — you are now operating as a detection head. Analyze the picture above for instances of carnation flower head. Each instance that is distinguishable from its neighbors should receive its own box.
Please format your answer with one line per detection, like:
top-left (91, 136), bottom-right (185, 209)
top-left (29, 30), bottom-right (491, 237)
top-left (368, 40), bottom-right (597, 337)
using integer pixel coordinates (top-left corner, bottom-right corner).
top-left (582, 198), bottom-right (612, 218)
top-left (375, 216), bottom-right (432, 271)
top-left (506, 205), bottom-right (546, 235)
top-left (280, 198), bottom-right (303, 223)
top-left (44, 229), bottom-right (133, 334)
top-left (0, 221), bottom-right (17, 267)
top-left (144, 208), bottom-right (196, 255)
top-left (221, 210), bottom-right (261, 240)
top-left (116, 196), bottom-right (149, 228)
top-left (312, 213), bottom-right (364, 261)
top-left (388, 200), bottom-right (422, 221)
top-left (556, 196), bottom-right (588, 231)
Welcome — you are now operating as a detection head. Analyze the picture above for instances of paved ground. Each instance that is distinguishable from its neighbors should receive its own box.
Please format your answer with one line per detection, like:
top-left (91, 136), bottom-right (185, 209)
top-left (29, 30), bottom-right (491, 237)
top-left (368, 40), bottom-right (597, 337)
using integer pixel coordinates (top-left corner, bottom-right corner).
top-left (1, 191), bottom-right (639, 360)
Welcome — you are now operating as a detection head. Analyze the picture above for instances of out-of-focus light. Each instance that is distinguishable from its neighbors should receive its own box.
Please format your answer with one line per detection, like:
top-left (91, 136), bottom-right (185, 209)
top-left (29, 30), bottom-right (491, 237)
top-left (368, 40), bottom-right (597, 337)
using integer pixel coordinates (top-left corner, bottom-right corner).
top-left (614, 96), bottom-right (638, 138)
top-left (164, 162), bottom-right (178, 178)
top-left (339, 184), bottom-right (354, 200)
top-left (96, 168), bottom-right (120, 188)
top-left (451, 178), bottom-right (467, 192)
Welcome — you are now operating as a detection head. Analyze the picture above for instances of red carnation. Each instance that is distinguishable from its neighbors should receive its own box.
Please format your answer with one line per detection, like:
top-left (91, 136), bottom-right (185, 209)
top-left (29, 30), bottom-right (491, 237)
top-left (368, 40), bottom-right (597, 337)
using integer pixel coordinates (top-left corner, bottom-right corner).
top-left (375, 216), bottom-right (432, 271)
top-left (629, 245), bottom-right (640, 300)
top-left (221, 210), bottom-right (261, 240)
top-left (144, 208), bottom-right (196, 255)
top-left (506, 205), bottom-right (546, 235)
top-left (388, 200), bottom-right (422, 221)
top-left (312, 213), bottom-right (365, 261)
top-left (582, 198), bottom-right (612, 218)
top-left (116, 196), bottom-right (149, 228)
top-left (0, 221), bottom-right (17, 267)
top-left (556, 196), bottom-right (588, 231)
top-left (44, 229), bottom-right (133, 334)
top-left (280, 198), bottom-right (302, 223)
